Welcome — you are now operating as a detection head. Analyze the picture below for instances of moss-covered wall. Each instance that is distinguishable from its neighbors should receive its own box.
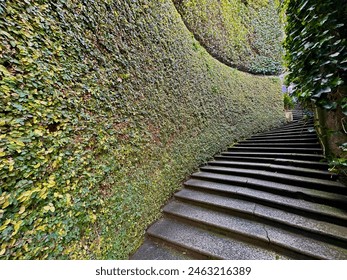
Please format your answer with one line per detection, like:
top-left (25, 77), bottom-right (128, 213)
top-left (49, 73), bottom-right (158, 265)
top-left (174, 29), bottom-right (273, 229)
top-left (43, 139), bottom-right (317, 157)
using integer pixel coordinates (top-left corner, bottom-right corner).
top-left (174, 0), bottom-right (284, 74)
top-left (0, 0), bottom-right (283, 259)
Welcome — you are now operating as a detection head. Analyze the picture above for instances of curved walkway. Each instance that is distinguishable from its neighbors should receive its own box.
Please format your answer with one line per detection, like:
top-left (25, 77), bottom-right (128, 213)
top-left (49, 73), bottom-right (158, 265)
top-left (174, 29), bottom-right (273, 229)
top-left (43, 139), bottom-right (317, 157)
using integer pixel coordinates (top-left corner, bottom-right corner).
top-left (131, 111), bottom-right (347, 260)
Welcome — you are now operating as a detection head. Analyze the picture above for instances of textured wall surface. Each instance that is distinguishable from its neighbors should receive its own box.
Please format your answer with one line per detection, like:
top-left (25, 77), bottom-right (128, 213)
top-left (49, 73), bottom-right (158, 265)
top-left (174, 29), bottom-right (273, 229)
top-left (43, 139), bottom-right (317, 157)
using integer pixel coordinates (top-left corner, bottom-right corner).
top-left (0, 0), bottom-right (283, 259)
top-left (174, 0), bottom-right (284, 74)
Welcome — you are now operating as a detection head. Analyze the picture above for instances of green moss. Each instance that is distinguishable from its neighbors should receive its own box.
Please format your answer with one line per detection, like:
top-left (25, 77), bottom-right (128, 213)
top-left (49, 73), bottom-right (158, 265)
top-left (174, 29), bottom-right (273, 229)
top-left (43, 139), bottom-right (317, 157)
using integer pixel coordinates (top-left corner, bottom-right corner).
top-left (0, 0), bottom-right (283, 259)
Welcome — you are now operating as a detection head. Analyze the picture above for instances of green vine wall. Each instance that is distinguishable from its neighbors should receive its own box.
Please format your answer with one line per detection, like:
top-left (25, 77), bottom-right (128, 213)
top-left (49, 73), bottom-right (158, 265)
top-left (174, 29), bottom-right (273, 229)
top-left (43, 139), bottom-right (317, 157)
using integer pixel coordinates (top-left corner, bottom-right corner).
top-left (174, 0), bottom-right (284, 75)
top-left (0, 0), bottom-right (283, 259)
top-left (283, 0), bottom-right (347, 170)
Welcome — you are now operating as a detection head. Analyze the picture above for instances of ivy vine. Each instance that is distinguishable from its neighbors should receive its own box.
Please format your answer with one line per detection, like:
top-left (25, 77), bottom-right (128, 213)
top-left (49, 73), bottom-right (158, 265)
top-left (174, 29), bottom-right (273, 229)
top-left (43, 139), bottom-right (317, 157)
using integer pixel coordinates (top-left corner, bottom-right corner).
top-left (284, 0), bottom-right (347, 112)
top-left (174, 0), bottom-right (284, 75)
top-left (283, 0), bottom-right (347, 174)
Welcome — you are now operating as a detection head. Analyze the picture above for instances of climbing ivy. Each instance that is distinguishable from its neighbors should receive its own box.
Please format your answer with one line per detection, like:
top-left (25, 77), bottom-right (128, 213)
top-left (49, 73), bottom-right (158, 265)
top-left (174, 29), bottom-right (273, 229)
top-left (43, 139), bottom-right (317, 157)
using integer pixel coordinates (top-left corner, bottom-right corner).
top-left (174, 0), bottom-right (284, 75)
top-left (283, 0), bottom-right (347, 174)
top-left (283, 0), bottom-right (347, 111)
top-left (0, 0), bottom-right (283, 259)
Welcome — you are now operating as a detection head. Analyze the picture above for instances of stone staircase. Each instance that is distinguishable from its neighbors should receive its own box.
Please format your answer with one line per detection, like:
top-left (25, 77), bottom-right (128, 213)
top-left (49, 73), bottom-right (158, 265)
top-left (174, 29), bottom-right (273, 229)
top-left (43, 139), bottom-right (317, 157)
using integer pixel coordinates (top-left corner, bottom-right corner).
top-left (131, 112), bottom-right (347, 260)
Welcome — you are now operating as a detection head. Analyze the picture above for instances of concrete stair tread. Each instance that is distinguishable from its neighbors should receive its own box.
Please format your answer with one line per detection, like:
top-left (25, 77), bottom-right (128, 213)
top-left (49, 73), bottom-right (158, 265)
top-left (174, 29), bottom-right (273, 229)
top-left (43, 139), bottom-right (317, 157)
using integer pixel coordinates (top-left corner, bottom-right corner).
top-left (268, 123), bottom-right (314, 131)
top-left (221, 151), bottom-right (324, 161)
top-left (192, 171), bottom-right (347, 206)
top-left (184, 179), bottom-right (347, 223)
top-left (208, 160), bottom-right (336, 180)
top-left (163, 201), bottom-right (347, 259)
top-left (131, 239), bottom-right (193, 260)
top-left (228, 147), bottom-right (322, 154)
top-left (240, 138), bottom-right (319, 143)
top-left (253, 130), bottom-right (316, 137)
top-left (258, 128), bottom-right (316, 135)
top-left (199, 166), bottom-right (345, 193)
top-left (250, 134), bottom-right (317, 140)
top-left (174, 188), bottom-right (347, 244)
top-left (214, 155), bottom-right (328, 170)
top-left (235, 143), bottom-right (321, 148)
top-left (147, 218), bottom-right (290, 260)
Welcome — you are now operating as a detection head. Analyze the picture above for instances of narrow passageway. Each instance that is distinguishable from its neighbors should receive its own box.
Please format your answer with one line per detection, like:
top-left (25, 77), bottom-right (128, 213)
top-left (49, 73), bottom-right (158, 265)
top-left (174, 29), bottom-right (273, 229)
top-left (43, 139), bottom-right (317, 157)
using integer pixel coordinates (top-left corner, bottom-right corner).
top-left (132, 110), bottom-right (347, 260)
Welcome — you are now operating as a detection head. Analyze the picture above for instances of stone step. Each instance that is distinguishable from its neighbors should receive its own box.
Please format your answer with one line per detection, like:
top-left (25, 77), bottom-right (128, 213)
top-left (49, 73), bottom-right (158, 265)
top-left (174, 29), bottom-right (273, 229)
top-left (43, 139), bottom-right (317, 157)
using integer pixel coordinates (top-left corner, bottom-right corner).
top-left (240, 138), bottom-right (319, 144)
top-left (192, 171), bottom-right (347, 209)
top-left (199, 166), bottom-right (346, 195)
top-left (163, 201), bottom-right (347, 259)
top-left (227, 146), bottom-right (322, 154)
top-left (221, 152), bottom-right (325, 161)
top-left (255, 127), bottom-right (316, 135)
top-left (260, 127), bottom-right (316, 135)
top-left (130, 239), bottom-right (194, 260)
top-left (251, 132), bottom-right (316, 139)
top-left (266, 121), bottom-right (314, 129)
top-left (269, 122), bottom-right (313, 130)
top-left (146, 218), bottom-right (292, 259)
top-left (184, 179), bottom-right (347, 226)
top-left (214, 155), bottom-right (329, 170)
top-left (174, 188), bottom-right (347, 245)
top-left (208, 160), bottom-right (337, 180)
top-left (132, 114), bottom-right (347, 260)
top-left (235, 142), bottom-right (321, 148)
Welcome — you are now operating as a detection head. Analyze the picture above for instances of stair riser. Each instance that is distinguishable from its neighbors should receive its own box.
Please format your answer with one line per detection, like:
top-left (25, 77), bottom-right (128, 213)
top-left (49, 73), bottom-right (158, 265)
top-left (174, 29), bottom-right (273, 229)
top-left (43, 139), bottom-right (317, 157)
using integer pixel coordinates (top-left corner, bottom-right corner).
top-left (146, 235), bottom-right (216, 260)
top-left (266, 124), bottom-right (314, 130)
top-left (130, 239), bottom-right (195, 260)
top-left (251, 134), bottom-right (316, 139)
top-left (254, 130), bottom-right (316, 136)
top-left (208, 161), bottom-right (336, 180)
top-left (259, 129), bottom-right (316, 135)
top-left (199, 168), bottom-right (345, 195)
top-left (269, 123), bottom-right (314, 131)
top-left (235, 143), bottom-right (321, 148)
top-left (146, 220), bottom-right (289, 260)
top-left (184, 183), bottom-right (347, 227)
top-left (162, 212), bottom-right (313, 260)
top-left (214, 156), bottom-right (329, 170)
top-left (221, 152), bottom-right (324, 161)
top-left (227, 148), bottom-right (322, 154)
top-left (240, 139), bottom-right (319, 144)
top-left (173, 196), bottom-right (347, 247)
top-left (192, 174), bottom-right (347, 210)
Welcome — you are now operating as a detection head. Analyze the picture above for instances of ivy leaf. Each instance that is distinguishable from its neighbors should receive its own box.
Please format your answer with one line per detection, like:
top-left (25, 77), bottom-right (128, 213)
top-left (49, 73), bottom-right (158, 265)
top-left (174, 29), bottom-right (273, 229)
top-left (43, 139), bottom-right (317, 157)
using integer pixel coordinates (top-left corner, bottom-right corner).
top-left (18, 205), bottom-right (26, 215)
top-left (299, 0), bottom-right (309, 12)
top-left (331, 77), bottom-right (344, 87)
top-left (339, 143), bottom-right (347, 152)
top-left (12, 103), bottom-right (24, 111)
top-left (312, 87), bottom-right (331, 98)
top-left (0, 248), bottom-right (5, 256)
top-left (342, 103), bottom-right (347, 116)
top-left (11, 220), bottom-right (23, 237)
top-left (322, 101), bottom-right (337, 110)
top-left (329, 52), bottom-right (340, 58)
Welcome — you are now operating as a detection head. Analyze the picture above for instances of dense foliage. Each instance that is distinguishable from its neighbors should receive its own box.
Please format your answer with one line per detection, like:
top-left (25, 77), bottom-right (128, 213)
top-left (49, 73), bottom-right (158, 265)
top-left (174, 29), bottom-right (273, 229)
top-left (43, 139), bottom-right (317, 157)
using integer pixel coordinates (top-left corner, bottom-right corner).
top-left (284, 0), bottom-right (347, 112)
top-left (283, 93), bottom-right (295, 110)
top-left (0, 0), bottom-right (283, 259)
top-left (283, 0), bottom-right (347, 170)
top-left (174, 0), bottom-right (284, 75)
